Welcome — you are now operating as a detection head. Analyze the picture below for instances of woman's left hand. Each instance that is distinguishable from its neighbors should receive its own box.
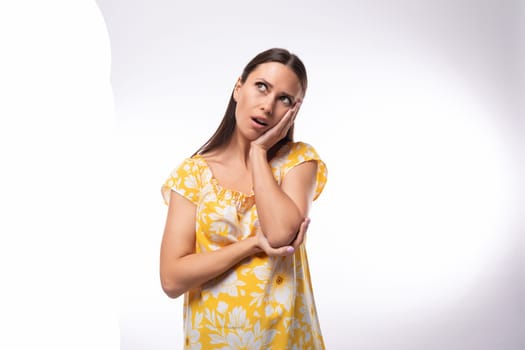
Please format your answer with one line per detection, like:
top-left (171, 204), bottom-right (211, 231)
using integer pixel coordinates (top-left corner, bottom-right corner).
top-left (252, 101), bottom-right (301, 151)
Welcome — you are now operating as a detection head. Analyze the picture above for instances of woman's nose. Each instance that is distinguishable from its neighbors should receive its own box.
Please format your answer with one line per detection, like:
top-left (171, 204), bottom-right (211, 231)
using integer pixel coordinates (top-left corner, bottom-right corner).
top-left (260, 97), bottom-right (273, 116)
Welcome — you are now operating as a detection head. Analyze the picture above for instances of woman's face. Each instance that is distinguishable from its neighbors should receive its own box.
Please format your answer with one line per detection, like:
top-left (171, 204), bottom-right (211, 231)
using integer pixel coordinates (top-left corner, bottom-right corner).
top-left (233, 62), bottom-right (304, 141)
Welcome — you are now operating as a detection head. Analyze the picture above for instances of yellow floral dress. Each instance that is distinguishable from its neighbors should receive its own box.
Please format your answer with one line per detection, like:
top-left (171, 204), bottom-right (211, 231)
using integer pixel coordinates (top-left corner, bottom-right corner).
top-left (162, 141), bottom-right (328, 350)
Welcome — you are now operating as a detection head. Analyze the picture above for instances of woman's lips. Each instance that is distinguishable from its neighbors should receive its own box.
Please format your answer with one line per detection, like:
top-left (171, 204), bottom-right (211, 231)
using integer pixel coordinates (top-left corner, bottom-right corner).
top-left (251, 116), bottom-right (268, 128)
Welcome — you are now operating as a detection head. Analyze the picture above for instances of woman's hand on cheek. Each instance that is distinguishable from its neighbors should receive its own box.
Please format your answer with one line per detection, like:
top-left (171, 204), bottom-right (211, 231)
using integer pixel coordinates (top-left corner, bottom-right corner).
top-left (251, 101), bottom-right (301, 152)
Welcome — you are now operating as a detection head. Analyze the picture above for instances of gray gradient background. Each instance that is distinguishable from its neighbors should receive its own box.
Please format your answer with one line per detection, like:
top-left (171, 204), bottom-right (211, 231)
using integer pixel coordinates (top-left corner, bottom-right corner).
top-left (95, 0), bottom-right (524, 349)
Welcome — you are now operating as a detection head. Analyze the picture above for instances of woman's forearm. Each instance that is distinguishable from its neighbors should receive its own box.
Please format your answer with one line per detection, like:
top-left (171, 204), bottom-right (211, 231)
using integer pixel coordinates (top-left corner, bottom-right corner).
top-left (250, 146), bottom-right (304, 247)
top-left (161, 237), bottom-right (260, 298)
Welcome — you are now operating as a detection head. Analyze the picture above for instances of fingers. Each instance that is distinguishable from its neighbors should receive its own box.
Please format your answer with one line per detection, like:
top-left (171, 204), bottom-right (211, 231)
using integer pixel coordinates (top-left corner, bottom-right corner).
top-left (293, 100), bottom-right (302, 115)
top-left (277, 102), bottom-right (299, 137)
top-left (290, 100), bottom-right (302, 122)
top-left (287, 101), bottom-right (300, 121)
top-left (281, 100), bottom-right (301, 125)
top-left (267, 245), bottom-right (296, 257)
top-left (282, 101), bottom-right (301, 135)
top-left (256, 230), bottom-right (294, 257)
top-left (280, 104), bottom-right (297, 129)
top-left (291, 217), bottom-right (310, 249)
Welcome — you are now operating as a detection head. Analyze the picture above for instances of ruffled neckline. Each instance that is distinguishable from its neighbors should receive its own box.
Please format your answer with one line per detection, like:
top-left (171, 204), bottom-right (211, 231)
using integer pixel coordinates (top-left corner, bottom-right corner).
top-left (192, 154), bottom-right (255, 211)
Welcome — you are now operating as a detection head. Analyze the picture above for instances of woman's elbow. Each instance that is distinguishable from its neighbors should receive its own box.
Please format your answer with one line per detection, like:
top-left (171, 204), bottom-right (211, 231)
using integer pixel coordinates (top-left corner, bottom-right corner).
top-left (266, 215), bottom-right (304, 248)
top-left (266, 227), bottom-right (299, 248)
top-left (160, 276), bottom-right (184, 299)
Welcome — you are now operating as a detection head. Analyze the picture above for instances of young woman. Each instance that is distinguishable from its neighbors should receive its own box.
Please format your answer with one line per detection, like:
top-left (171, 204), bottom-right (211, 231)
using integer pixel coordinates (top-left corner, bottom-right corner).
top-left (160, 48), bottom-right (327, 349)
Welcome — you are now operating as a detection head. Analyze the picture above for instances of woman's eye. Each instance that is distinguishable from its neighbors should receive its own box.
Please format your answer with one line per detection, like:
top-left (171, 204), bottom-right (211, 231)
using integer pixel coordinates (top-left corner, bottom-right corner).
top-left (280, 96), bottom-right (292, 106)
top-left (256, 82), bottom-right (267, 92)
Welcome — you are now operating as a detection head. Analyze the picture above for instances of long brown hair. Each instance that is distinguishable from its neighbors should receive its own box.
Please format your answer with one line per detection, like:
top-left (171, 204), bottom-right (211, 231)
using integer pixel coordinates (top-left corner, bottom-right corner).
top-left (193, 48), bottom-right (308, 160)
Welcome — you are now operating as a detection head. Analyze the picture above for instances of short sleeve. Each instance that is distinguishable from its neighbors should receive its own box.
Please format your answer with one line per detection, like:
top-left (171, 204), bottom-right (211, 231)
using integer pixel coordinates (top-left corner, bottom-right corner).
top-left (161, 158), bottom-right (201, 206)
top-left (281, 142), bottom-right (328, 201)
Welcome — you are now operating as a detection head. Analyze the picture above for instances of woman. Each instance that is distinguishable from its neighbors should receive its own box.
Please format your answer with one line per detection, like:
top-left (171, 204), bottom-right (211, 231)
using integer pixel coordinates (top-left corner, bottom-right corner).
top-left (160, 48), bottom-right (327, 349)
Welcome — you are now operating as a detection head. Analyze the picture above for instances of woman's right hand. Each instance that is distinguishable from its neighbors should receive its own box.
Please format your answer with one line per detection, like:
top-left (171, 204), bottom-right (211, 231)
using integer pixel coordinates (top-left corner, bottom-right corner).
top-left (255, 217), bottom-right (310, 256)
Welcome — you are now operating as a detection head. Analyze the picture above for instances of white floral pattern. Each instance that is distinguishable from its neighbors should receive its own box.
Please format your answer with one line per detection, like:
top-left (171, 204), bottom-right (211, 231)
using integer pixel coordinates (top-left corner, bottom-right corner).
top-left (162, 141), bottom-right (327, 349)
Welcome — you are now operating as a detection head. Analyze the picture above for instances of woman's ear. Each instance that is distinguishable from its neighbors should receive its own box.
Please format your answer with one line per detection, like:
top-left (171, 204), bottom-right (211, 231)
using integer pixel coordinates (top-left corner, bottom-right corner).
top-left (233, 77), bottom-right (242, 102)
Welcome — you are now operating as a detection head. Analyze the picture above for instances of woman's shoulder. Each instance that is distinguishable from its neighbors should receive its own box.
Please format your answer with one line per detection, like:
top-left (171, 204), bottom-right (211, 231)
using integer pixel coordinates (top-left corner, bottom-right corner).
top-left (271, 140), bottom-right (327, 199)
top-left (177, 154), bottom-right (206, 167)
top-left (165, 155), bottom-right (208, 179)
top-left (277, 141), bottom-right (322, 159)
top-left (271, 140), bottom-right (324, 172)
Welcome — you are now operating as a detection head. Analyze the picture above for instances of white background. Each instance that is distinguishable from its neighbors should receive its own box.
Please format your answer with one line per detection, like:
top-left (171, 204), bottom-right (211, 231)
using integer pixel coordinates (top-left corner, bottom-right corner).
top-left (98, 1), bottom-right (524, 349)
top-left (1, 1), bottom-right (523, 349)
top-left (1, 1), bottom-right (118, 349)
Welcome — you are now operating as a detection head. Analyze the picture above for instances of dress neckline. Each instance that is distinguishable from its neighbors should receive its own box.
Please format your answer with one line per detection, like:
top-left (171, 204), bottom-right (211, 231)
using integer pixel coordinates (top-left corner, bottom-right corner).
top-left (193, 154), bottom-right (255, 199)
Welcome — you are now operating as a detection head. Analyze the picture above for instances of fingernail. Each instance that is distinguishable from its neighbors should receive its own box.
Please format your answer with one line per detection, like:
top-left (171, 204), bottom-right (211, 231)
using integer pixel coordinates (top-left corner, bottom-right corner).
top-left (286, 247), bottom-right (295, 253)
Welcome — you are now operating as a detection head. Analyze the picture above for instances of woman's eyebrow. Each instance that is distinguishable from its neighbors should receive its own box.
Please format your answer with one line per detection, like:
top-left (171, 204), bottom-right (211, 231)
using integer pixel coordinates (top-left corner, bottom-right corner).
top-left (256, 78), bottom-right (274, 89)
top-left (256, 78), bottom-right (295, 97)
